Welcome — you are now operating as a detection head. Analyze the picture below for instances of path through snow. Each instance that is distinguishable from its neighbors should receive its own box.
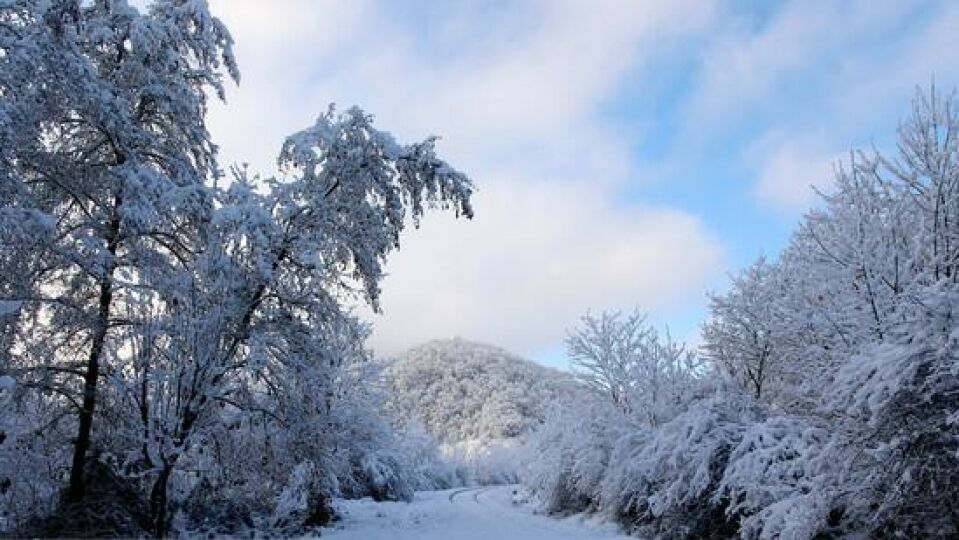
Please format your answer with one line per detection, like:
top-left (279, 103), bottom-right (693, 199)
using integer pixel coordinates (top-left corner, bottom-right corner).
top-left (318, 485), bottom-right (632, 540)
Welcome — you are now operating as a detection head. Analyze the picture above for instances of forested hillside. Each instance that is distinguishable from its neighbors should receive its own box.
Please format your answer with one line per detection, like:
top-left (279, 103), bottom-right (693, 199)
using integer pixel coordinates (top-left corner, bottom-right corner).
top-left (385, 339), bottom-right (572, 446)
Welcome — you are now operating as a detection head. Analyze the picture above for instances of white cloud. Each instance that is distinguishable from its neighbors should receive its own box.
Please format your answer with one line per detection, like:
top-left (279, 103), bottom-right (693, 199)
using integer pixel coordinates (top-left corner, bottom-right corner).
top-left (683, 0), bottom-right (924, 129)
top-left (755, 148), bottom-right (835, 214)
top-left (203, 0), bottom-right (726, 359)
top-left (749, 135), bottom-right (841, 214)
top-left (686, 2), bottom-right (837, 124)
top-left (370, 178), bottom-right (723, 356)
top-left (674, 0), bottom-right (959, 215)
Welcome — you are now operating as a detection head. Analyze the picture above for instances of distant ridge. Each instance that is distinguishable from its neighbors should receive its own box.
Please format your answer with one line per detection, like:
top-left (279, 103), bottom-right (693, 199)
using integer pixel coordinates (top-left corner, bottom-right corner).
top-left (383, 338), bottom-right (573, 447)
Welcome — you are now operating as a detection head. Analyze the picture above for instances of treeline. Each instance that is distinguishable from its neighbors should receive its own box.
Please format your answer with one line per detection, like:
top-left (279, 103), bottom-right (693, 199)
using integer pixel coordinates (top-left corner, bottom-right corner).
top-left (523, 87), bottom-right (959, 539)
top-left (0, 1), bottom-right (472, 537)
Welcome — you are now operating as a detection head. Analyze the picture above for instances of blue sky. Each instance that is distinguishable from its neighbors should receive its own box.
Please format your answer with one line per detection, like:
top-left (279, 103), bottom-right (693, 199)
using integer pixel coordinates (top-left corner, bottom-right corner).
top-left (204, 0), bottom-right (959, 368)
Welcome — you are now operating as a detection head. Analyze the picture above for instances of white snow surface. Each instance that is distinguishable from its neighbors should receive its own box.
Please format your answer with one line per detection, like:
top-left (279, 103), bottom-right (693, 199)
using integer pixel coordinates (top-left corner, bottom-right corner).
top-left (317, 485), bottom-right (633, 540)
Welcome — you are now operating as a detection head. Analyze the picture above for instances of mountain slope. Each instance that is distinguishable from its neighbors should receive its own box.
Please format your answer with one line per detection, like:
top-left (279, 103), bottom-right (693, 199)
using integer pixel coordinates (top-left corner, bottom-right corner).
top-left (384, 338), bottom-right (572, 446)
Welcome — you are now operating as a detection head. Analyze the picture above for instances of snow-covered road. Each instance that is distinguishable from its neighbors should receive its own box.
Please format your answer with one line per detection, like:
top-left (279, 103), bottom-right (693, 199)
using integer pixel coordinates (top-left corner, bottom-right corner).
top-left (319, 485), bottom-right (633, 540)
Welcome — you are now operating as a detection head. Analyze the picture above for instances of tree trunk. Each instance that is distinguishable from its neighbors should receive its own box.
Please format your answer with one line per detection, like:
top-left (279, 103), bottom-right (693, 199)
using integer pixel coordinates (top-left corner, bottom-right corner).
top-left (149, 465), bottom-right (173, 538)
top-left (66, 208), bottom-right (120, 502)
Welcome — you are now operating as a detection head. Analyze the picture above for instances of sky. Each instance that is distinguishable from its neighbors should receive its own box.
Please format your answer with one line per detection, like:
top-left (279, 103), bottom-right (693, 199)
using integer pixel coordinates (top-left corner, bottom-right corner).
top-left (203, 0), bottom-right (959, 368)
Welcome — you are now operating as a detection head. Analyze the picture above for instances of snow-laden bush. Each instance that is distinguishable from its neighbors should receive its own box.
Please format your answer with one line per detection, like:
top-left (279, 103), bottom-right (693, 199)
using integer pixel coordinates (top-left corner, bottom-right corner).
top-left (331, 399), bottom-right (415, 502)
top-left (567, 309), bottom-right (701, 426)
top-left (0, 382), bottom-right (68, 532)
top-left (446, 438), bottom-right (527, 486)
top-left (716, 415), bottom-right (834, 540)
top-left (819, 287), bottom-right (959, 538)
top-left (600, 387), bottom-right (762, 538)
top-left (175, 476), bottom-right (265, 538)
top-left (353, 450), bottom-right (415, 503)
top-left (523, 391), bottom-right (625, 514)
top-left (9, 456), bottom-right (152, 539)
top-left (272, 461), bottom-right (336, 530)
top-left (394, 422), bottom-right (463, 491)
top-left (132, 349), bottom-right (460, 536)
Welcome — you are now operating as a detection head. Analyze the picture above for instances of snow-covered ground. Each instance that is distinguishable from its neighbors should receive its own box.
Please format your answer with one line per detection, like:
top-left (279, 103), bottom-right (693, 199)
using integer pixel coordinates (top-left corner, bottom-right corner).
top-left (318, 485), bottom-right (633, 540)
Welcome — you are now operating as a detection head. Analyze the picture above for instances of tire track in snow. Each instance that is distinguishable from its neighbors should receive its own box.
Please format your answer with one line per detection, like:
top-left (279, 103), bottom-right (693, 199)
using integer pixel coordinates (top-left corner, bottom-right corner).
top-left (447, 486), bottom-right (483, 502)
top-left (472, 487), bottom-right (490, 503)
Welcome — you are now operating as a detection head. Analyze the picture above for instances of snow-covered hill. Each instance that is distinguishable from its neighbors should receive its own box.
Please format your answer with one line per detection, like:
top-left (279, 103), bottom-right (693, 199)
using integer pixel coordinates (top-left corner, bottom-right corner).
top-left (383, 339), bottom-right (573, 448)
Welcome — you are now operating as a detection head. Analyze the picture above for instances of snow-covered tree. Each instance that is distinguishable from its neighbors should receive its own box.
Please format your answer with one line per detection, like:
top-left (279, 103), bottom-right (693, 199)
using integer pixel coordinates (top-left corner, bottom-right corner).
top-left (111, 106), bottom-right (472, 534)
top-left (567, 309), bottom-right (699, 425)
top-left (703, 259), bottom-right (781, 401)
top-left (566, 310), bottom-right (649, 413)
top-left (0, 0), bottom-right (238, 505)
top-left (1, 2), bottom-right (473, 535)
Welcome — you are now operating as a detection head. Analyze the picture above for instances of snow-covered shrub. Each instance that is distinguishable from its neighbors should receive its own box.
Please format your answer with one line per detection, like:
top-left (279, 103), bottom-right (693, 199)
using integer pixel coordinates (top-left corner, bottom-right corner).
top-left (351, 450), bottom-right (414, 503)
top-left (9, 456), bottom-right (151, 539)
top-left (0, 385), bottom-right (67, 532)
top-left (716, 415), bottom-right (834, 540)
top-left (447, 439), bottom-right (526, 485)
top-left (328, 365), bottom-right (417, 503)
top-left (523, 311), bottom-right (712, 525)
top-left (523, 391), bottom-right (625, 514)
top-left (394, 422), bottom-right (462, 491)
top-left (272, 461), bottom-right (335, 530)
top-left (819, 287), bottom-right (959, 538)
top-left (176, 476), bottom-right (266, 538)
top-left (0, 375), bottom-right (85, 533)
top-left (600, 387), bottom-right (762, 538)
